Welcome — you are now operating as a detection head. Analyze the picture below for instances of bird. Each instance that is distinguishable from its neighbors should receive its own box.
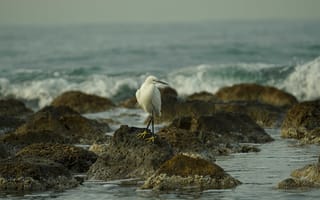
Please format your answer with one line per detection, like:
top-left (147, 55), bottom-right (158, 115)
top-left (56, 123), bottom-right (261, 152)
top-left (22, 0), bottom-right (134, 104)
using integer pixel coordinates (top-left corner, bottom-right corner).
top-left (136, 75), bottom-right (168, 143)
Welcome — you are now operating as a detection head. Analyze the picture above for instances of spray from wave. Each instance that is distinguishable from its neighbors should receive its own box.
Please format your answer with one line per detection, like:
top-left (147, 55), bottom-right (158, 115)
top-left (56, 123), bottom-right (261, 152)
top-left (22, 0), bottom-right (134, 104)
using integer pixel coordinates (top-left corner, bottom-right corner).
top-left (0, 57), bottom-right (319, 109)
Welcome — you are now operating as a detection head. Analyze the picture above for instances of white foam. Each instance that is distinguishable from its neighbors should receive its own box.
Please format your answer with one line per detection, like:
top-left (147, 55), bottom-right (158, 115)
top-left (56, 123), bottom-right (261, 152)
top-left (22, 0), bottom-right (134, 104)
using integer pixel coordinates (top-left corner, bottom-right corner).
top-left (0, 75), bottom-right (140, 109)
top-left (167, 63), bottom-right (277, 96)
top-left (281, 56), bottom-right (320, 101)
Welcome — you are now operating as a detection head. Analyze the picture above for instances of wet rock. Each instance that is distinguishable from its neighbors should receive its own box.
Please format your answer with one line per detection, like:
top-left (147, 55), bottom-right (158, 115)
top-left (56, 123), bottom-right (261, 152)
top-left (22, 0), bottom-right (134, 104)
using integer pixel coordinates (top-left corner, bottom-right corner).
top-left (281, 100), bottom-right (320, 144)
top-left (215, 102), bottom-right (286, 128)
top-left (51, 91), bottom-right (115, 113)
top-left (87, 125), bottom-right (174, 181)
top-left (15, 106), bottom-right (109, 144)
top-left (186, 91), bottom-right (219, 102)
top-left (0, 157), bottom-right (78, 192)
top-left (0, 106), bottom-right (110, 153)
top-left (157, 112), bottom-right (272, 158)
top-left (214, 83), bottom-right (298, 107)
top-left (278, 163), bottom-right (320, 189)
top-left (0, 144), bottom-right (9, 159)
top-left (141, 154), bottom-right (241, 191)
top-left (16, 143), bottom-right (98, 173)
top-left (0, 116), bottom-right (25, 134)
top-left (0, 99), bottom-right (33, 117)
top-left (118, 96), bottom-right (138, 108)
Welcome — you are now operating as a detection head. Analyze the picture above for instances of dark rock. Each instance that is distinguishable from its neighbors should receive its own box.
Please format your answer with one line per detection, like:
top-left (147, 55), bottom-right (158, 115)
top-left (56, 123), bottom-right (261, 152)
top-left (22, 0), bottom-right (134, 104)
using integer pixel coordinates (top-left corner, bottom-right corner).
top-left (157, 113), bottom-right (272, 158)
top-left (214, 83), bottom-right (298, 107)
top-left (278, 163), bottom-right (320, 189)
top-left (16, 143), bottom-right (98, 173)
top-left (0, 157), bottom-right (78, 192)
top-left (87, 125), bottom-right (174, 181)
top-left (281, 100), bottom-right (320, 144)
top-left (0, 143), bottom-right (9, 159)
top-left (141, 154), bottom-right (241, 191)
top-left (186, 91), bottom-right (219, 102)
top-left (0, 99), bottom-right (33, 117)
top-left (118, 96), bottom-right (138, 108)
top-left (215, 102), bottom-right (286, 128)
top-left (0, 106), bottom-right (110, 154)
top-left (0, 116), bottom-right (25, 134)
top-left (51, 91), bottom-right (115, 113)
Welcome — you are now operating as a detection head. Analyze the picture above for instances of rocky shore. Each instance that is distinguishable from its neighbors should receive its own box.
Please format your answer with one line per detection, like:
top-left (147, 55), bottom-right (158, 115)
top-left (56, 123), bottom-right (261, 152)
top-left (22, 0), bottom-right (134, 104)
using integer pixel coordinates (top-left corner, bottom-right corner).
top-left (1, 83), bottom-right (319, 194)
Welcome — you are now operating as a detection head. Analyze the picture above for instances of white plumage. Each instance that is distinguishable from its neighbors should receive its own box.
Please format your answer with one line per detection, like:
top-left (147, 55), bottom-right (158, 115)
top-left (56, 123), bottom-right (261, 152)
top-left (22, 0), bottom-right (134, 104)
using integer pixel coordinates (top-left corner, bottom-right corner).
top-left (136, 75), bottom-right (168, 142)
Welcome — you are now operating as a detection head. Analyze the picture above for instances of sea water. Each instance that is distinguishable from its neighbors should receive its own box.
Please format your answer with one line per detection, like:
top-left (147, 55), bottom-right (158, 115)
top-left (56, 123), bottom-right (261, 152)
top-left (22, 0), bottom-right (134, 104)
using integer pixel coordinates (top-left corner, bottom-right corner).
top-left (1, 20), bottom-right (320, 109)
top-left (1, 20), bottom-right (320, 199)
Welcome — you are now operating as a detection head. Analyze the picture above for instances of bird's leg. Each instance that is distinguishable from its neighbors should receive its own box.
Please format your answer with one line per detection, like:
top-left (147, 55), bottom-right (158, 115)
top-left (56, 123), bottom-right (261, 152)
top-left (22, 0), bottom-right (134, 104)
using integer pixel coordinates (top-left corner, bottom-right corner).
top-left (137, 116), bottom-right (152, 139)
top-left (146, 110), bottom-right (156, 143)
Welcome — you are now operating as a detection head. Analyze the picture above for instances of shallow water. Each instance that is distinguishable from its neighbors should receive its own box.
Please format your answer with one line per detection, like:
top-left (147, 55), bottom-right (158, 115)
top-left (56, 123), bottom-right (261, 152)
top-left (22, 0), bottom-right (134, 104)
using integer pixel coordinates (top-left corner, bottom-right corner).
top-left (1, 127), bottom-right (320, 200)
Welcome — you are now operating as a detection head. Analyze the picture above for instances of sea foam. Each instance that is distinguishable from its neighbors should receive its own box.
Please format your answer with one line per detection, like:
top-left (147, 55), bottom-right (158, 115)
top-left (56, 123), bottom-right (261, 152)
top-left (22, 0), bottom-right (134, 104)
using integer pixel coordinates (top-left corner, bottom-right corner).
top-left (281, 56), bottom-right (320, 101)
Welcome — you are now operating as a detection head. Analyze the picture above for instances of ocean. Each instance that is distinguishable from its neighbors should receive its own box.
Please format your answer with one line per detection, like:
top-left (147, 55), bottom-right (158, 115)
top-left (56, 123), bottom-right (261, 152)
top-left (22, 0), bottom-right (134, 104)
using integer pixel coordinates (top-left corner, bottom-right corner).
top-left (1, 20), bottom-right (320, 109)
top-left (1, 20), bottom-right (320, 199)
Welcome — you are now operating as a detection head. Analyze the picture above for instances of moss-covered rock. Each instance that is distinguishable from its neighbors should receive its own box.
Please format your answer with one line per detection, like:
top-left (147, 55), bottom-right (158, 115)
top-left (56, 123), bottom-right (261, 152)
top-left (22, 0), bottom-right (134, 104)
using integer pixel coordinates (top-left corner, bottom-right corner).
top-left (141, 154), bottom-right (241, 191)
top-left (278, 163), bottom-right (320, 189)
top-left (0, 157), bottom-right (78, 192)
top-left (51, 91), bottom-right (115, 113)
top-left (214, 83), bottom-right (298, 107)
top-left (16, 143), bottom-right (98, 173)
top-left (281, 100), bottom-right (320, 144)
top-left (87, 125), bottom-right (173, 181)
top-left (157, 112), bottom-right (272, 158)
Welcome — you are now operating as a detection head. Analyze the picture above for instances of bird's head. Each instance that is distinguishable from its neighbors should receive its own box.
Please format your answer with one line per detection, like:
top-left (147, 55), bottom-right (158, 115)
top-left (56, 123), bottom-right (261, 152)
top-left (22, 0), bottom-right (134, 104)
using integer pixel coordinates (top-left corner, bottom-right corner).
top-left (145, 75), bottom-right (168, 86)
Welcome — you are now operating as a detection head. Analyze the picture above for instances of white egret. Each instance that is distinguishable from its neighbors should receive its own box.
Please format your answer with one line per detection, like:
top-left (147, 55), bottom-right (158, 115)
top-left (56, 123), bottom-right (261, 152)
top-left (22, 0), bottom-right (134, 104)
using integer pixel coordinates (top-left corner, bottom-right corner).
top-left (136, 75), bottom-right (168, 143)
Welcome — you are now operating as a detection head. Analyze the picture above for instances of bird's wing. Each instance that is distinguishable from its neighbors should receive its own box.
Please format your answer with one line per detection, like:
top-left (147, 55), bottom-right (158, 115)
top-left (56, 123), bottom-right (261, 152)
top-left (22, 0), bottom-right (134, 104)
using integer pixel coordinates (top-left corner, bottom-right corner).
top-left (135, 89), bottom-right (141, 106)
top-left (152, 86), bottom-right (161, 116)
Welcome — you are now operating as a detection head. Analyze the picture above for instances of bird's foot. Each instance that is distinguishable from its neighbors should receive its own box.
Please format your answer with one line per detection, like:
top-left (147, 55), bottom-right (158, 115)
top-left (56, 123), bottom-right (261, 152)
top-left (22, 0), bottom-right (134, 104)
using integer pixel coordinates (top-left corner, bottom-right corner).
top-left (137, 130), bottom-right (149, 139)
top-left (145, 135), bottom-right (156, 143)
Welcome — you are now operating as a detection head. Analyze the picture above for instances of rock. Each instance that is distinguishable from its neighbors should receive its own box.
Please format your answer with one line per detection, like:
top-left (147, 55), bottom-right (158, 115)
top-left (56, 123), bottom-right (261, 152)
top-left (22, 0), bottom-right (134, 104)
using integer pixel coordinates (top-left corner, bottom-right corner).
top-left (215, 102), bottom-right (286, 128)
top-left (87, 125), bottom-right (174, 181)
top-left (186, 91), bottom-right (219, 102)
top-left (278, 163), bottom-right (320, 189)
top-left (0, 144), bottom-right (9, 159)
top-left (141, 154), bottom-right (241, 191)
top-left (0, 106), bottom-right (110, 153)
top-left (0, 99), bottom-right (33, 117)
top-left (157, 112), bottom-right (272, 158)
top-left (154, 99), bottom-right (216, 124)
top-left (15, 106), bottom-right (109, 144)
top-left (0, 157), bottom-right (78, 192)
top-left (51, 91), bottom-right (115, 113)
top-left (281, 100), bottom-right (320, 144)
top-left (0, 116), bottom-right (25, 134)
top-left (214, 83), bottom-right (298, 107)
top-left (16, 143), bottom-right (98, 173)
top-left (118, 96), bottom-right (138, 108)
top-left (89, 143), bottom-right (109, 156)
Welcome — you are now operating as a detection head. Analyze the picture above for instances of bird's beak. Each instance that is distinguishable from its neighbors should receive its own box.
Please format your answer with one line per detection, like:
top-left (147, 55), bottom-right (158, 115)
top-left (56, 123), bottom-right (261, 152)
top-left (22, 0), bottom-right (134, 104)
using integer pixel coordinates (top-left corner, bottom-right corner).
top-left (155, 80), bottom-right (168, 85)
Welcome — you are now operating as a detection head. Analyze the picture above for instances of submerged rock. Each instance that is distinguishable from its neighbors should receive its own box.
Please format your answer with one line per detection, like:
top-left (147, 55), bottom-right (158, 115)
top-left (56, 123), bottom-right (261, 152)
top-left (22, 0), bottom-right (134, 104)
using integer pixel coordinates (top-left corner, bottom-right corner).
top-left (214, 83), bottom-right (298, 107)
top-left (87, 125), bottom-right (173, 181)
top-left (278, 163), bottom-right (320, 189)
top-left (16, 143), bottom-right (98, 173)
top-left (0, 157), bottom-right (78, 192)
top-left (141, 154), bottom-right (241, 191)
top-left (281, 100), bottom-right (320, 144)
top-left (51, 91), bottom-right (115, 113)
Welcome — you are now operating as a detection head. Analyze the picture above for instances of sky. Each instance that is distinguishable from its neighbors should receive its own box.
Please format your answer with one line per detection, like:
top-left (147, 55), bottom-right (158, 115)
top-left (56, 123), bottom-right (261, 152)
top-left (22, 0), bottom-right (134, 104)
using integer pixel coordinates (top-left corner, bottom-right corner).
top-left (0, 0), bottom-right (320, 25)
